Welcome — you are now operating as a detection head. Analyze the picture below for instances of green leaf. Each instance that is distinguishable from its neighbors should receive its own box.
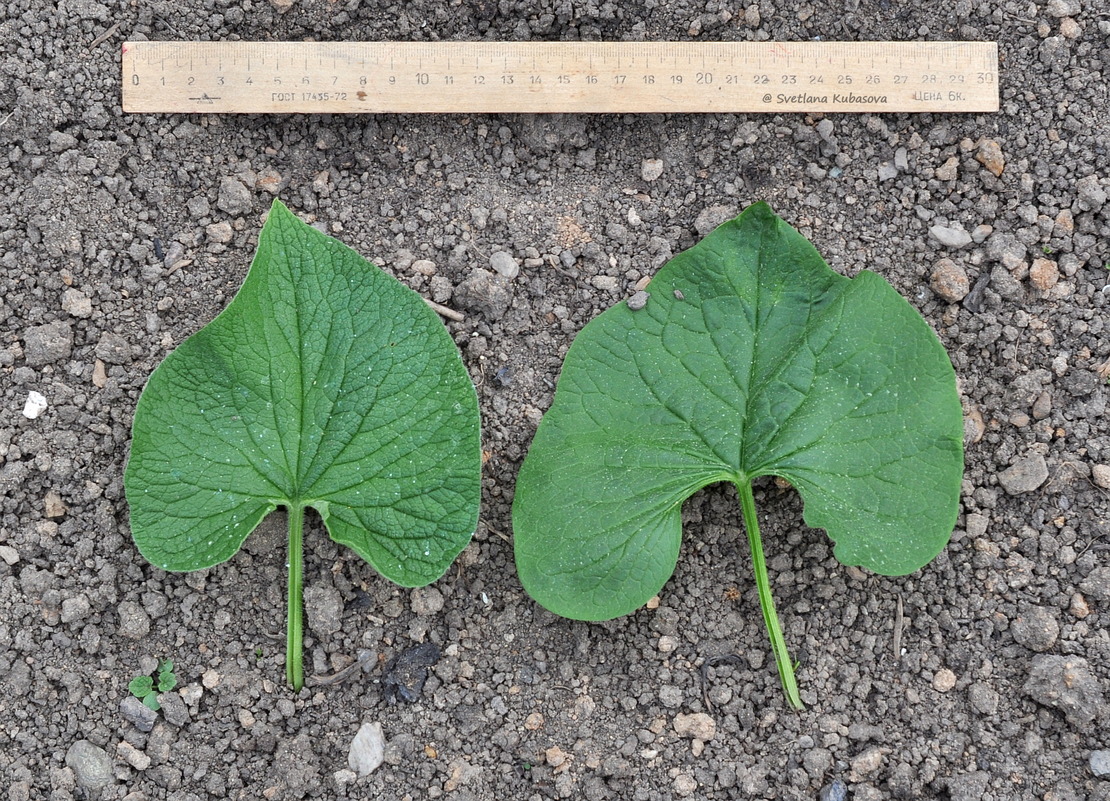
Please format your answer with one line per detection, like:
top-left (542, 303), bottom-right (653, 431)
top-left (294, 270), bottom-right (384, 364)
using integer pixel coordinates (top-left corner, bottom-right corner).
top-left (128, 675), bottom-right (154, 698)
top-left (125, 199), bottom-right (481, 686)
top-left (157, 661), bottom-right (177, 693)
top-left (513, 202), bottom-right (963, 622)
top-left (142, 694), bottom-right (162, 712)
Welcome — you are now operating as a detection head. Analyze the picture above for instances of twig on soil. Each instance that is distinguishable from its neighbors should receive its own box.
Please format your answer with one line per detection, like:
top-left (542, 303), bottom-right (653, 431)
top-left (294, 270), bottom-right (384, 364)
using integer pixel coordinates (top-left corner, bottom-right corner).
top-left (424, 297), bottom-right (464, 322)
top-left (90, 22), bottom-right (121, 48)
top-left (891, 594), bottom-right (904, 663)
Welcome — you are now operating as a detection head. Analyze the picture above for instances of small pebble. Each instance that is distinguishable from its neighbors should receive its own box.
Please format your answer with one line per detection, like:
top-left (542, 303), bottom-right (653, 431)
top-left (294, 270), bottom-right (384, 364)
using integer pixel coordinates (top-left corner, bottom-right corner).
top-left (65, 740), bottom-right (113, 790)
top-left (975, 139), bottom-right (1005, 177)
top-left (1079, 566), bottom-right (1110, 601)
top-left (410, 586), bottom-right (445, 616)
top-left (929, 224), bottom-right (973, 249)
top-left (930, 258), bottom-right (970, 302)
top-left (1091, 464), bottom-right (1110, 489)
top-left (22, 391), bottom-right (48, 419)
top-left (997, 453), bottom-right (1049, 494)
top-left (1024, 655), bottom-right (1105, 726)
top-left (117, 741), bottom-right (151, 771)
top-left (673, 774), bottom-right (698, 797)
top-left (120, 696), bottom-right (158, 732)
top-left (674, 712), bottom-right (716, 741)
top-left (1090, 750), bottom-right (1110, 778)
top-left (850, 747), bottom-right (884, 778)
top-left (641, 158), bottom-right (664, 182)
top-left (932, 668), bottom-right (957, 692)
top-left (935, 156), bottom-right (959, 181)
top-left (627, 290), bottom-right (650, 310)
top-left (217, 176), bottom-right (253, 215)
top-left (348, 722), bottom-right (385, 777)
top-left (1031, 391), bottom-right (1052, 420)
top-left (968, 682), bottom-right (999, 715)
top-left (819, 778), bottom-right (848, 801)
top-left (61, 288), bottom-right (93, 318)
top-left (489, 251), bottom-right (520, 279)
top-left (1029, 258), bottom-right (1059, 291)
top-left (1011, 606), bottom-right (1059, 652)
top-left (45, 490), bottom-right (67, 519)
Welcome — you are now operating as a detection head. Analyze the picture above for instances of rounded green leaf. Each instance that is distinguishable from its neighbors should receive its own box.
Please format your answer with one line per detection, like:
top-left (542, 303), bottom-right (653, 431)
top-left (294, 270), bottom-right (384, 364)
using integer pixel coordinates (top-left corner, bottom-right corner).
top-left (125, 200), bottom-right (480, 587)
top-left (513, 202), bottom-right (963, 621)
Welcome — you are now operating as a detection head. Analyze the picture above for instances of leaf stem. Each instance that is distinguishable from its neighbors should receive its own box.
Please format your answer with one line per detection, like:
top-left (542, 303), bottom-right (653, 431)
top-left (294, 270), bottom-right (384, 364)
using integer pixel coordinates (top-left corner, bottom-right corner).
top-left (737, 480), bottom-right (803, 710)
top-left (286, 505), bottom-right (305, 690)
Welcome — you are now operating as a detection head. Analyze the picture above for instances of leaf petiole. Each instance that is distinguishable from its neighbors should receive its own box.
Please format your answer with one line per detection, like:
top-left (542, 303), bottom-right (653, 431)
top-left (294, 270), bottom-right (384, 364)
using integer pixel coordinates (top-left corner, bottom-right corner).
top-left (737, 480), bottom-right (803, 710)
top-left (286, 505), bottom-right (305, 691)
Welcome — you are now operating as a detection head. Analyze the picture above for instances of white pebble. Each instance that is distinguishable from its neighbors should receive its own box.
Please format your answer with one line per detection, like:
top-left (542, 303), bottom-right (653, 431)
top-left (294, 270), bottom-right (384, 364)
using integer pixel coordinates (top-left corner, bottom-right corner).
top-left (22, 391), bottom-right (48, 419)
top-left (348, 722), bottom-right (386, 776)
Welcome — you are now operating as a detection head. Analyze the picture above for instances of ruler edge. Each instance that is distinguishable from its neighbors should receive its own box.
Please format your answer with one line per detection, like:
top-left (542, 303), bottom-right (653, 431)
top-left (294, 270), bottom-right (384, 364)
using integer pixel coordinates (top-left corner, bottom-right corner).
top-left (121, 40), bottom-right (1000, 115)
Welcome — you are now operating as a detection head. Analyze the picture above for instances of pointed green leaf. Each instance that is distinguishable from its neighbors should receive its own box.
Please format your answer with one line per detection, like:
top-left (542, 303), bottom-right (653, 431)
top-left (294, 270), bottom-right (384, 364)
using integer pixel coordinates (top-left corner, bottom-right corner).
top-left (125, 199), bottom-right (480, 587)
top-left (513, 202), bottom-right (963, 621)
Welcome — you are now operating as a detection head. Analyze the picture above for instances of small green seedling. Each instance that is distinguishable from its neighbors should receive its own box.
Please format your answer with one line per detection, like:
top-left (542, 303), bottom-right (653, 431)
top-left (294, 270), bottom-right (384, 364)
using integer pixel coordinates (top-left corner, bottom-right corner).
top-left (125, 200), bottom-right (481, 690)
top-left (128, 659), bottom-right (177, 711)
top-left (513, 203), bottom-right (964, 708)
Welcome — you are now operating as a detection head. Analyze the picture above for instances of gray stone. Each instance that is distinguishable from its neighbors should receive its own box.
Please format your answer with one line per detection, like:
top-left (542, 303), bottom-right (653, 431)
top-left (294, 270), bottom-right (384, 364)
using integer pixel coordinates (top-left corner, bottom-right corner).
top-left (1076, 174), bottom-right (1106, 209)
top-left (95, 331), bottom-right (132, 365)
top-left (65, 739), bottom-right (113, 789)
top-left (877, 161), bottom-right (898, 181)
top-left (303, 584), bottom-right (343, 637)
top-left (489, 251), bottom-right (520, 279)
top-left (641, 158), bottom-right (664, 182)
top-left (160, 690), bottom-right (189, 727)
top-left (694, 204), bottom-right (738, 237)
top-left (1079, 566), bottom-right (1110, 601)
top-left (998, 453), bottom-right (1048, 494)
top-left (217, 176), bottom-right (253, 216)
top-left (1046, 0), bottom-right (1080, 16)
top-left (348, 722), bottom-right (386, 776)
top-left (1024, 655), bottom-right (1105, 725)
top-left (1091, 750), bottom-right (1110, 778)
top-left (121, 695), bottom-right (158, 731)
top-left (61, 289), bottom-right (92, 318)
top-left (985, 232), bottom-right (1027, 269)
top-left (1011, 606), bottom-right (1059, 652)
top-left (454, 268), bottom-right (512, 321)
top-left (928, 224), bottom-right (973, 249)
top-left (948, 771), bottom-right (989, 801)
top-left (627, 290), bottom-right (650, 311)
top-left (60, 595), bottom-right (90, 624)
top-left (968, 682), bottom-right (999, 715)
top-left (117, 600), bottom-right (151, 640)
top-left (23, 321), bottom-right (73, 366)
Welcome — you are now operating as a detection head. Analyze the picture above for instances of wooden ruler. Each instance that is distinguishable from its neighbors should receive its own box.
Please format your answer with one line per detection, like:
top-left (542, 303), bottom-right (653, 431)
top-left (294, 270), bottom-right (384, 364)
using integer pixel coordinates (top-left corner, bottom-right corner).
top-left (122, 41), bottom-right (998, 114)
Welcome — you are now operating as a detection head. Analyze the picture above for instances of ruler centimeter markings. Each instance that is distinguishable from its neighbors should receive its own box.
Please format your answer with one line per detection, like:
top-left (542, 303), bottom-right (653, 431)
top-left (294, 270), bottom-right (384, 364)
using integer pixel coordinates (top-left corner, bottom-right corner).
top-left (122, 41), bottom-right (998, 115)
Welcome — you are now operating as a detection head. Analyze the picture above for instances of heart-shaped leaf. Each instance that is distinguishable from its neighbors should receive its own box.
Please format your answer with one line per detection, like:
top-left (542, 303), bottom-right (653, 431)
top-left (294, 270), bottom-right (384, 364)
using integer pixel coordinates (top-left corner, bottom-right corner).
top-left (125, 199), bottom-right (480, 687)
top-left (512, 202), bottom-right (963, 705)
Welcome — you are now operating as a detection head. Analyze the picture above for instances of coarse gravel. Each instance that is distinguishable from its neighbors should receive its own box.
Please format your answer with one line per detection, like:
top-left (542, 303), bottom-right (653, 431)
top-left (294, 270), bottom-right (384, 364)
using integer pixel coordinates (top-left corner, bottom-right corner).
top-left (1, 1), bottom-right (1109, 800)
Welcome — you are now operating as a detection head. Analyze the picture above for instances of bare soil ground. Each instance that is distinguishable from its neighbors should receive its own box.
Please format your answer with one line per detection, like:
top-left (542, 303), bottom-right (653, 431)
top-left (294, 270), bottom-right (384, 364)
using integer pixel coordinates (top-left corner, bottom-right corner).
top-left (1, 1), bottom-right (1108, 799)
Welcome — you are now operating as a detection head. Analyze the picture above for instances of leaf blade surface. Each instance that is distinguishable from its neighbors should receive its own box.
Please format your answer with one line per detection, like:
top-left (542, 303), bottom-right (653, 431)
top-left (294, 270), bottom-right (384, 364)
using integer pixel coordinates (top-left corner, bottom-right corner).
top-left (513, 202), bottom-right (963, 620)
top-left (125, 200), bottom-right (480, 586)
